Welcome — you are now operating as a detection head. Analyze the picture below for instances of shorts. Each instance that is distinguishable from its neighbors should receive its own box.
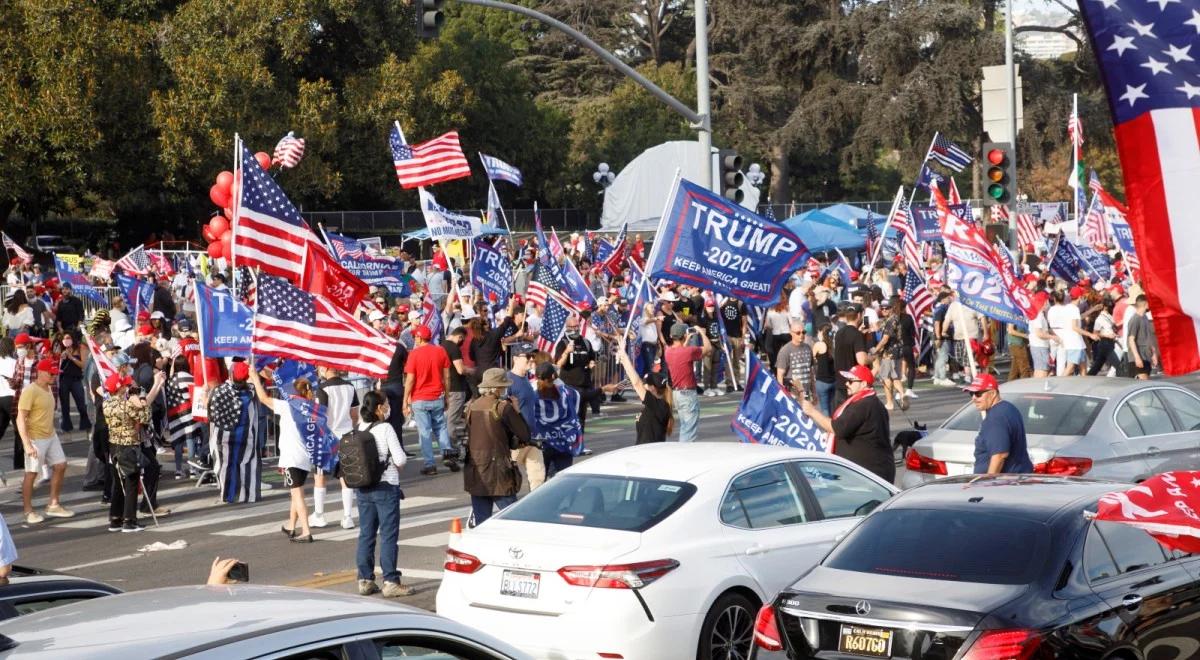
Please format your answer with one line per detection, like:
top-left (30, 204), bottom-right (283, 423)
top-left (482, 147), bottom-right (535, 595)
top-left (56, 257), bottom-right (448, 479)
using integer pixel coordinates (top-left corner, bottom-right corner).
top-left (1030, 347), bottom-right (1050, 372)
top-left (1065, 349), bottom-right (1086, 365)
top-left (1133, 359), bottom-right (1152, 376)
top-left (284, 467), bottom-right (309, 489)
top-left (24, 437), bottom-right (65, 474)
top-left (878, 358), bottom-right (900, 380)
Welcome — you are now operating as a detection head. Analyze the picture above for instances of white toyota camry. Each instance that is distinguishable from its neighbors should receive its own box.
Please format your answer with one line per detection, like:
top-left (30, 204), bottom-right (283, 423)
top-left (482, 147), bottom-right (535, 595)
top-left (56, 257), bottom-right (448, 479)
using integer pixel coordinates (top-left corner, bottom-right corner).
top-left (435, 442), bottom-right (898, 660)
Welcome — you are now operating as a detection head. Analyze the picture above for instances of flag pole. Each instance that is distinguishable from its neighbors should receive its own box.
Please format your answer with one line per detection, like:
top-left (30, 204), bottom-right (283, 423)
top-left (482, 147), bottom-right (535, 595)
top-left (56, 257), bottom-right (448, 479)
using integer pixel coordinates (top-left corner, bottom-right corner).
top-left (231, 134), bottom-right (242, 292)
top-left (866, 185), bottom-right (905, 274)
top-left (1071, 93), bottom-right (1080, 227)
top-left (622, 168), bottom-right (680, 341)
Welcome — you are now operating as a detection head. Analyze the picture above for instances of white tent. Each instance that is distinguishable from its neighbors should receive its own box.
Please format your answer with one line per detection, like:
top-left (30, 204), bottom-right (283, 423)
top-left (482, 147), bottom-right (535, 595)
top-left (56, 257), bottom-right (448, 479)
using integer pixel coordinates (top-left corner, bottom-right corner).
top-left (599, 140), bottom-right (761, 231)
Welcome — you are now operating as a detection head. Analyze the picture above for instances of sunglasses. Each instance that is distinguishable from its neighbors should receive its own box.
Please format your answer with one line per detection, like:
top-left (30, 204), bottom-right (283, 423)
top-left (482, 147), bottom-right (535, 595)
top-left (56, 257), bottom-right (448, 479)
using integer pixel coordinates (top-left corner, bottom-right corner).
top-left (970, 390), bottom-right (989, 398)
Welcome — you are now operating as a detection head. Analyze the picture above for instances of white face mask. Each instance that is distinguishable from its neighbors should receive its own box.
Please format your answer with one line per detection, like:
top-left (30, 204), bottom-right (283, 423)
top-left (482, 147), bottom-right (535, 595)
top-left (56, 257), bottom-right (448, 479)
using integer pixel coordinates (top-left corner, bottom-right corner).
top-left (15, 348), bottom-right (26, 359)
top-left (62, 338), bottom-right (73, 348)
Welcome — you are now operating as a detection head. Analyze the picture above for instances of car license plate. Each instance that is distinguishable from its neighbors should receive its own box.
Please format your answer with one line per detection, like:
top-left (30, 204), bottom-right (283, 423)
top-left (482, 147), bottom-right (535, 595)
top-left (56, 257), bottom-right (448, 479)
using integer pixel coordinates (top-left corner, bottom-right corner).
top-left (500, 570), bottom-right (540, 599)
top-left (838, 624), bottom-right (893, 658)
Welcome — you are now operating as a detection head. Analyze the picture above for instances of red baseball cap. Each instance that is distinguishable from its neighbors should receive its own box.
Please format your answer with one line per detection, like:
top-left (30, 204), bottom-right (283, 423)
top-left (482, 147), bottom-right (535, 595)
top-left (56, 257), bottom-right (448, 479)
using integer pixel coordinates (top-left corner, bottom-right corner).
top-left (1068, 286), bottom-right (1084, 300)
top-left (413, 325), bottom-right (432, 341)
top-left (138, 324), bottom-right (156, 336)
top-left (35, 358), bottom-right (59, 375)
top-left (231, 361), bottom-right (250, 381)
top-left (104, 373), bottom-right (133, 394)
top-left (963, 373), bottom-right (999, 393)
top-left (839, 365), bottom-right (875, 386)
top-left (13, 333), bottom-right (31, 346)
top-left (397, 304), bottom-right (410, 314)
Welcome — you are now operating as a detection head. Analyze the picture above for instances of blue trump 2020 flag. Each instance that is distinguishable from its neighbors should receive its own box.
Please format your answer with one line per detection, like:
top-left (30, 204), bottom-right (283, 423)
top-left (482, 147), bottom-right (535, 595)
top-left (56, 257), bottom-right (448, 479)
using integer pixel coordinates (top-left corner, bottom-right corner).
top-left (115, 273), bottom-right (154, 314)
top-left (286, 396), bottom-right (339, 473)
top-left (324, 230), bottom-right (410, 296)
top-left (194, 281), bottom-right (253, 358)
top-left (648, 178), bottom-right (809, 307)
top-left (471, 239), bottom-right (512, 307)
top-left (480, 153), bottom-right (523, 187)
top-left (732, 353), bottom-right (829, 452)
top-left (54, 257), bottom-right (104, 304)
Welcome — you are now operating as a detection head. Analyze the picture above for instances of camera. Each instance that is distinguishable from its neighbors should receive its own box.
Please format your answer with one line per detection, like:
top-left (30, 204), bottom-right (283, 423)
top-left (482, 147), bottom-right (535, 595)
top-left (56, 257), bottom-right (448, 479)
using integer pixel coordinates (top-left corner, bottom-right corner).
top-left (228, 561), bottom-right (249, 582)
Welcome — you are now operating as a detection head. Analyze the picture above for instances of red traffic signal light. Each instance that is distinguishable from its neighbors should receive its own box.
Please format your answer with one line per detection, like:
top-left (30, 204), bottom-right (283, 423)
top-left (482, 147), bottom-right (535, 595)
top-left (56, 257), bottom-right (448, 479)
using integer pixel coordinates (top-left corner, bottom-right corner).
top-left (987, 148), bottom-right (1006, 166)
top-left (980, 142), bottom-right (1015, 206)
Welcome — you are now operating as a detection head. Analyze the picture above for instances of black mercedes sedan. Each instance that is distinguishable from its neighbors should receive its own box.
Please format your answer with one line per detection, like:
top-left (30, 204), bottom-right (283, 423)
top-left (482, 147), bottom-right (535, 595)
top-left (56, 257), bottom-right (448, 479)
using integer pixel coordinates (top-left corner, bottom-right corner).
top-left (752, 475), bottom-right (1200, 660)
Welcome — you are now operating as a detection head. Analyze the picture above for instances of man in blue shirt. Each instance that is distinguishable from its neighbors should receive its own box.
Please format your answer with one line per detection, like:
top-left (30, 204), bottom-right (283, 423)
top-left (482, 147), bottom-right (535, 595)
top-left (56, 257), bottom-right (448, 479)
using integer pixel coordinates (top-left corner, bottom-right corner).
top-left (506, 342), bottom-right (545, 490)
top-left (966, 374), bottom-right (1034, 475)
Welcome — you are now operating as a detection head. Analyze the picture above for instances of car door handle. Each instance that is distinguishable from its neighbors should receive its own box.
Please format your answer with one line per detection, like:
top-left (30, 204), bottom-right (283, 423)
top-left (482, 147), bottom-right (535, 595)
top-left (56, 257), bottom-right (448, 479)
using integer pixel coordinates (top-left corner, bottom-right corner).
top-left (1122, 593), bottom-right (1143, 611)
top-left (1146, 446), bottom-right (1161, 456)
top-left (745, 544), bottom-right (767, 556)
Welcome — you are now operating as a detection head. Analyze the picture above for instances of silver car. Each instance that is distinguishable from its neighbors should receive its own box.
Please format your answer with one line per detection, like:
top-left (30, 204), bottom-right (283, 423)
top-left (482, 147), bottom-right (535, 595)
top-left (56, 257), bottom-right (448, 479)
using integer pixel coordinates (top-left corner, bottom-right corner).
top-left (899, 376), bottom-right (1200, 488)
top-left (0, 584), bottom-right (531, 659)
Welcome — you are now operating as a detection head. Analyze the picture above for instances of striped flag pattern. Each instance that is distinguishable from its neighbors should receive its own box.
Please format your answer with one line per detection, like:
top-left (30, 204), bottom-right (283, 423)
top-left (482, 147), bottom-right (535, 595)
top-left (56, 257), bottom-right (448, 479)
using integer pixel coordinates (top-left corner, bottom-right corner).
top-left (252, 275), bottom-right (395, 379)
top-left (1, 233), bottom-right (31, 265)
top-left (903, 269), bottom-right (934, 322)
top-left (1081, 194), bottom-right (1111, 248)
top-left (272, 131), bottom-right (306, 169)
top-left (233, 145), bottom-right (319, 283)
top-left (116, 245), bottom-right (151, 275)
top-left (929, 132), bottom-right (973, 172)
top-left (389, 126), bottom-right (471, 189)
top-left (86, 335), bottom-right (118, 383)
top-left (165, 371), bottom-right (198, 445)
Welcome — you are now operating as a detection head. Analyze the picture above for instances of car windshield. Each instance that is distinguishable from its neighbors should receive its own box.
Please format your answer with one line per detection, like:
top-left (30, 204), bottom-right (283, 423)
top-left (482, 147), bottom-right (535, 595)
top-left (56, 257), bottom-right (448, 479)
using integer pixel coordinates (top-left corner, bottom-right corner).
top-left (942, 393), bottom-right (1104, 436)
top-left (824, 508), bottom-right (1050, 585)
top-left (495, 474), bottom-right (696, 532)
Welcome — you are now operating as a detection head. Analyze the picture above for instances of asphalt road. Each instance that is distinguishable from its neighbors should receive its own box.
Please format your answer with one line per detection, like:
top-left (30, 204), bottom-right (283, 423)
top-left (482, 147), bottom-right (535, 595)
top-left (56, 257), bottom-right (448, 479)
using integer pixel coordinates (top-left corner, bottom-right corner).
top-left (6, 373), bottom-right (1200, 613)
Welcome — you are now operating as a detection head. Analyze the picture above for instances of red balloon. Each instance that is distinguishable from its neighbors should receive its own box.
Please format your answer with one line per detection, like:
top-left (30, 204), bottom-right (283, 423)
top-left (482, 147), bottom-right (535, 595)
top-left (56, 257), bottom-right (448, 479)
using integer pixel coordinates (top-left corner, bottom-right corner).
top-left (223, 206), bottom-right (234, 220)
top-left (255, 152), bottom-right (271, 171)
top-left (215, 170), bottom-right (234, 190)
top-left (210, 216), bottom-right (230, 237)
top-left (202, 225), bottom-right (216, 243)
top-left (207, 241), bottom-right (224, 259)
top-left (209, 184), bottom-right (230, 209)
top-left (218, 227), bottom-right (232, 242)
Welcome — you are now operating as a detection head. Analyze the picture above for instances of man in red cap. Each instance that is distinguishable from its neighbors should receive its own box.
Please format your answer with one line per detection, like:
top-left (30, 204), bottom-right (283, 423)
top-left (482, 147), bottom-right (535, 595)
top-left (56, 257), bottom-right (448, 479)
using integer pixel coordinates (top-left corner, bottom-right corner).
top-left (404, 325), bottom-right (454, 475)
top-left (802, 364), bottom-right (893, 482)
top-left (18, 359), bottom-right (73, 524)
top-left (964, 374), bottom-right (1032, 475)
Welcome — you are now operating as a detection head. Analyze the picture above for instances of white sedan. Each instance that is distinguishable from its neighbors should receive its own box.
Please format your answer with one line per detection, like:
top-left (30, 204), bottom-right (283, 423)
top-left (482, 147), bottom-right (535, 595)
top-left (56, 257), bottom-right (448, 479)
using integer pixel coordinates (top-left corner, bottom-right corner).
top-left (436, 442), bottom-right (898, 660)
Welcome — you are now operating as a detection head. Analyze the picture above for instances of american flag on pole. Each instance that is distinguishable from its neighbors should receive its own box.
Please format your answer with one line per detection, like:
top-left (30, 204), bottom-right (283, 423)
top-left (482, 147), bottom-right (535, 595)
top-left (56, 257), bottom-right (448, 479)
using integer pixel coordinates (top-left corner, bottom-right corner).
top-left (888, 198), bottom-right (911, 234)
top-left (86, 335), bottom-right (118, 383)
top-left (116, 245), bottom-right (151, 275)
top-left (864, 213), bottom-right (879, 260)
top-left (389, 125), bottom-right (471, 189)
top-left (901, 222), bottom-right (924, 272)
top-left (272, 131), bottom-right (306, 169)
top-left (233, 144), bottom-right (319, 283)
top-left (903, 269), bottom-right (934, 322)
top-left (1, 233), bottom-right (31, 265)
top-left (1081, 194), bottom-right (1111, 248)
top-left (929, 132), bottom-right (973, 172)
top-left (1017, 212), bottom-right (1040, 250)
top-left (252, 275), bottom-right (395, 379)
top-left (1079, 0), bottom-right (1200, 374)
top-left (538, 296), bottom-right (571, 353)
top-left (1088, 168), bottom-right (1104, 195)
top-left (526, 260), bottom-right (577, 312)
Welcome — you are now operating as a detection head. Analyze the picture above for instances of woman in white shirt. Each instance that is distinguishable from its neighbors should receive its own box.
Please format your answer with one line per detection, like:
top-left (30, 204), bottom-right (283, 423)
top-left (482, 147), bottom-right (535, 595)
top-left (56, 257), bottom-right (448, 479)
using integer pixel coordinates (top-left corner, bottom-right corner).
top-left (639, 302), bottom-right (659, 373)
top-left (1046, 290), bottom-right (1096, 376)
top-left (1027, 294), bottom-right (1055, 378)
top-left (1087, 298), bottom-right (1121, 376)
top-left (4, 291), bottom-right (33, 338)
top-left (353, 390), bottom-right (411, 598)
top-left (247, 369), bottom-right (316, 543)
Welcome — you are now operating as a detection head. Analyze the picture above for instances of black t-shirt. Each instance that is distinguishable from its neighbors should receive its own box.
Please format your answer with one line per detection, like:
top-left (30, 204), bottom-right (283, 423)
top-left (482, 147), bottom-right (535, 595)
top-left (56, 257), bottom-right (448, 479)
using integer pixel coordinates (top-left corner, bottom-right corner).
top-left (153, 285), bottom-right (177, 319)
top-left (719, 300), bottom-right (743, 335)
top-left (472, 318), bottom-right (515, 371)
top-left (385, 343), bottom-right (408, 386)
top-left (811, 299), bottom-right (838, 332)
top-left (831, 395), bottom-right (894, 482)
top-left (701, 312), bottom-right (721, 342)
top-left (833, 325), bottom-right (866, 377)
top-left (635, 390), bottom-right (672, 444)
top-left (442, 341), bottom-right (471, 393)
top-left (555, 336), bottom-right (595, 389)
top-left (57, 296), bottom-right (84, 330)
top-left (898, 313), bottom-right (917, 348)
top-left (660, 313), bottom-right (678, 344)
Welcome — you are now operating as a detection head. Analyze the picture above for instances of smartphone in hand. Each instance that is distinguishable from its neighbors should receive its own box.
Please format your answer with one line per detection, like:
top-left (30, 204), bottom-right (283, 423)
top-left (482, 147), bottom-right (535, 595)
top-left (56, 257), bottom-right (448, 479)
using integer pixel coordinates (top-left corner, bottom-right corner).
top-left (228, 561), bottom-right (249, 583)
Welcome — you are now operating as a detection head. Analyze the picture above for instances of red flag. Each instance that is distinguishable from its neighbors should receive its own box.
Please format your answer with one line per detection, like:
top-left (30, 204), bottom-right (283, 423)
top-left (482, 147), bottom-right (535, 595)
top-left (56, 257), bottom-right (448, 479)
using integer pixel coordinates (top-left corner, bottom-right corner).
top-left (301, 242), bottom-right (369, 313)
top-left (630, 237), bottom-right (646, 268)
top-left (1093, 472), bottom-right (1200, 554)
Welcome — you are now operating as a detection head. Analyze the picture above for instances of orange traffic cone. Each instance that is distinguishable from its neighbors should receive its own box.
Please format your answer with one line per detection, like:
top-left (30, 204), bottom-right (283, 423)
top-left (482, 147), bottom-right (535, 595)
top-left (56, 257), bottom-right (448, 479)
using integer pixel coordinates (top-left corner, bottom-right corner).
top-left (448, 517), bottom-right (463, 546)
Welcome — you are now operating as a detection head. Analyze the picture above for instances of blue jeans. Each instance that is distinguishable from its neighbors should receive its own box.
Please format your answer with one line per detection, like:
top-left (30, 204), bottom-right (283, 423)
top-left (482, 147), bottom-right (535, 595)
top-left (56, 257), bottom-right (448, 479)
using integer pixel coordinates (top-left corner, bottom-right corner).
top-left (356, 483), bottom-right (402, 583)
top-left (412, 398), bottom-right (450, 468)
top-left (58, 375), bottom-right (91, 432)
top-left (674, 389), bottom-right (699, 442)
top-left (816, 379), bottom-right (836, 417)
top-left (470, 495), bottom-right (516, 527)
top-left (640, 343), bottom-right (658, 375)
top-left (934, 340), bottom-right (951, 381)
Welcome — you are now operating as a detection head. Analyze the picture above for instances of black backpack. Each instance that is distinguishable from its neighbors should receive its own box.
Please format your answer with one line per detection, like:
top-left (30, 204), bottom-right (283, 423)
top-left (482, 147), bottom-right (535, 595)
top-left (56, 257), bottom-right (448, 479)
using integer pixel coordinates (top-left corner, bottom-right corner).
top-left (338, 423), bottom-right (388, 489)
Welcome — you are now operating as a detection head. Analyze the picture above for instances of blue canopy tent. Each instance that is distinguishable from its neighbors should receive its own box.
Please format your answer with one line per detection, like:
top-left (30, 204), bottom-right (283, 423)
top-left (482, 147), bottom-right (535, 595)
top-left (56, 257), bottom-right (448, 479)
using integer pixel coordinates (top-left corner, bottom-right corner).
top-left (783, 210), bottom-right (867, 252)
top-left (820, 203), bottom-right (873, 227)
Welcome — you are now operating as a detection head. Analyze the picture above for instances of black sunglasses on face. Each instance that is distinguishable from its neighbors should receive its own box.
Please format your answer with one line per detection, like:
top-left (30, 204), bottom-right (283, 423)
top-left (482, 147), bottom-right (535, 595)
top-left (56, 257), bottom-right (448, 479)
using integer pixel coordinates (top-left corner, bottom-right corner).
top-left (970, 390), bottom-right (988, 398)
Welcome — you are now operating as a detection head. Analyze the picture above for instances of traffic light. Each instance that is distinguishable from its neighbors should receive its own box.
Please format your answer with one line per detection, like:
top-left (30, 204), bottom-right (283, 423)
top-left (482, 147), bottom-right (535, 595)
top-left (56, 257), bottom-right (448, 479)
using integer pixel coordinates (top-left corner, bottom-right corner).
top-left (981, 142), bottom-right (1017, 207)
top-left (718, 149), bottom-right (744, 203)
top-left (415, 0), bottom-right (445, 39)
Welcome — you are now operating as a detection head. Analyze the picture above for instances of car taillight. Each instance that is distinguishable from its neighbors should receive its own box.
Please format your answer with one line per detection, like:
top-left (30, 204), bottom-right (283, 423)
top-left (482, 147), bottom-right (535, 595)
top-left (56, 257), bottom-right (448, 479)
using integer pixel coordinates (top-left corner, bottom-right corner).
top-left (557, 559), bottom-right (679, 589)
top-left (444, 549), bottom-right (484, 574)
top-left (753, 603), bottom-right (784, 651)
top-left (962, 629), bottom-right (1044, 660)
top-left (905, 447), bottom-right (948, 475)
top-left (1033, 457), bottom-right (1092, 476)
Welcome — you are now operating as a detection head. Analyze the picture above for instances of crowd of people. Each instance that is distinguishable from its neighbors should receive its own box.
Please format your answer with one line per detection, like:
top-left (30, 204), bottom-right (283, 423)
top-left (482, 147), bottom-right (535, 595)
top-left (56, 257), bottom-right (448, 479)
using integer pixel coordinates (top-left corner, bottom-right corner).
top-left (0, 225), bottom-right (1162, 596)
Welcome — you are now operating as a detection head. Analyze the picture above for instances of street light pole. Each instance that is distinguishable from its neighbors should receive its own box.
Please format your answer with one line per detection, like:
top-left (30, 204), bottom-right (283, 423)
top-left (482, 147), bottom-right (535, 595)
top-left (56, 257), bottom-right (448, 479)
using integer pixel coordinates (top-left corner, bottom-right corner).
top-left (695, 0), bottom-right (713, 191)
top-left (1005, 0), bottom-right (1019, 249)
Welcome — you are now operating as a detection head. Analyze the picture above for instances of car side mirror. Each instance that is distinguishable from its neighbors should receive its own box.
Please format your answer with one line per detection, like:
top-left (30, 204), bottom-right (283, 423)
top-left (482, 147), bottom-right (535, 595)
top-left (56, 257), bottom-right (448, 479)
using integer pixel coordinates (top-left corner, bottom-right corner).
top-left (854, 500), bottom-right (882, 517)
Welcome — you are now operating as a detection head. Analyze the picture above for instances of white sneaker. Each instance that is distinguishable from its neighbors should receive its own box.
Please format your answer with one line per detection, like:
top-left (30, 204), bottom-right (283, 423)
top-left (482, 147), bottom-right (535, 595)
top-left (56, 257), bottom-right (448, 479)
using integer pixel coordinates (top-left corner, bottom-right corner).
top-left (341, 516), bottom-right (355, 530)
top-left (404, 419), bottom-right (417, 430)
top-left (308, 513), bottom-right (328, 528)
top-left (905, 389), bottom-right (918, 399)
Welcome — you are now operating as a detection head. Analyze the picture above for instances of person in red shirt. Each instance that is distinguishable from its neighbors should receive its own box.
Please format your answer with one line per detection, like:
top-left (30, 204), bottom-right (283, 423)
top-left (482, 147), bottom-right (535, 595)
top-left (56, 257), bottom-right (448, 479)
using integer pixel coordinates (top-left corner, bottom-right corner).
top-left (403, 326), bottom-right (455, 475)
top-left (663, 322), bottom-right (711, 442)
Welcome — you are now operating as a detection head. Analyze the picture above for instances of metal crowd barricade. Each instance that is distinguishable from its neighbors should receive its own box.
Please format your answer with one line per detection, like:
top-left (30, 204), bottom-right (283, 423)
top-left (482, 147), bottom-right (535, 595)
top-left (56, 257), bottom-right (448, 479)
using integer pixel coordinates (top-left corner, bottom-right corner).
top-left (0, 285), bottom-right (119, 323)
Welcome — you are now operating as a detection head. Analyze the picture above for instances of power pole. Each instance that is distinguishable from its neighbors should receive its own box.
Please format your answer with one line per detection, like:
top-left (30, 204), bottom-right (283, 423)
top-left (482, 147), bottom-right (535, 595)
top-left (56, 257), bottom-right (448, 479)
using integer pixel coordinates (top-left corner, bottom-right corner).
top-left (694, 0), bottom-right (713, 190)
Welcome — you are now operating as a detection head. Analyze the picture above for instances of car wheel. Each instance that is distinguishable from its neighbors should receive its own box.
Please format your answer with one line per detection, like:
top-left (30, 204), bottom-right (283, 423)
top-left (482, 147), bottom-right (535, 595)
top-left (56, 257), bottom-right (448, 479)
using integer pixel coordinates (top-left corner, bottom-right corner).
top-left (698, 591), bottom-right (757, 660)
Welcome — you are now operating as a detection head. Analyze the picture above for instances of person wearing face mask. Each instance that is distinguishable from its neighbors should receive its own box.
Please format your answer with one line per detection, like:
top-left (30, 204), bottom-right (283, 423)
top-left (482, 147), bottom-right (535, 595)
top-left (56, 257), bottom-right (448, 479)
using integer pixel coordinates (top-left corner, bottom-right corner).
top-left (55, 331), bottom-right (91, 433)
top-left (352, 391), bottom-right (411, 598)
top-left (506, 342), bottom-right (544, 490)
top-left (9, 334), bottom-right (38, 471)
top-left (554, 314), bottom-right (601, 442)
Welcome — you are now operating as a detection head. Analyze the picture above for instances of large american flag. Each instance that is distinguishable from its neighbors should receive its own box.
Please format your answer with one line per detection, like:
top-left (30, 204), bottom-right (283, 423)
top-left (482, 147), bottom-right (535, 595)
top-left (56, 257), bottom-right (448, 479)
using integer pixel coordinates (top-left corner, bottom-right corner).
top-left (252, 275), bottom-right (395, 379)
top-left (1017, 211), bottom-right (1041, 250)
top-left (86, 335), bottom-right (118, 383)
top-left (272, 131), bottom-right (306, 169)
top-left (389, 125), bottom-right (471, 189)
top-left (1, 233), bottom-right (31, 265)
top-left (1079, 0), bottom-right (1200, 374)
top-left (233, 145), bottom-right (319, 282)
top-left (929, 132), bottom-right (973, 172)
top-left (903, 269), bottom-right (934, 323)
top-left (116, 244), bottom-right (151, 275)
top-left (1081, 194), bottom-right (1111, 248)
